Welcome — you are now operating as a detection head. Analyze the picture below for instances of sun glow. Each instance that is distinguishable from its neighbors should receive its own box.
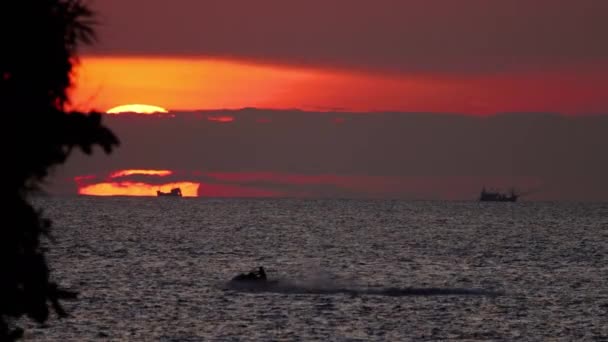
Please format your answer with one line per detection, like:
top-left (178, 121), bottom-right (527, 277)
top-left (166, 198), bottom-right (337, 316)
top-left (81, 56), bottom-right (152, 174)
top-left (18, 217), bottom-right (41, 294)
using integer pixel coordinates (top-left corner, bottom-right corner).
top-left (75, 169), bottom-right (200, 197)
top-left (106, 104), bottom-right (168, 114)
top-left (78, 182), bottom-right (199, 197)
top-left (71, 56), bottom-right (608, 115)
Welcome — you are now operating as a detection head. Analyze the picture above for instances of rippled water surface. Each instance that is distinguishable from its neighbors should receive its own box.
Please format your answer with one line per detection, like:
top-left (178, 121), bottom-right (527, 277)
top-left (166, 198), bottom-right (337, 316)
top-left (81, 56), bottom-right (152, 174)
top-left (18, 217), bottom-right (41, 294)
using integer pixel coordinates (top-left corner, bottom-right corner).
top-left (23, 197), bottom-right (608, 341)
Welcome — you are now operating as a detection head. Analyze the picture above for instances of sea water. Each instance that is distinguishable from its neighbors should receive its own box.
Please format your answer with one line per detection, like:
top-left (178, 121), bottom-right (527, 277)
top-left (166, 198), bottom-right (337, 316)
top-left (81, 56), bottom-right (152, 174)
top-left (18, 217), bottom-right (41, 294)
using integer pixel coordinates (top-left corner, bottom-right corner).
top-left (21, 197), bottom-right (608, 341)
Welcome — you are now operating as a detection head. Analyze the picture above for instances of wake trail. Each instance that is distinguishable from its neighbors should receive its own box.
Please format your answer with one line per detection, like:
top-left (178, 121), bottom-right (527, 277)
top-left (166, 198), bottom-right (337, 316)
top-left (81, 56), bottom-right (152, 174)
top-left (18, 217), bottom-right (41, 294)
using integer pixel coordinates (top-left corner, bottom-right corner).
top-left (223, 276), bottom-right (504, 297)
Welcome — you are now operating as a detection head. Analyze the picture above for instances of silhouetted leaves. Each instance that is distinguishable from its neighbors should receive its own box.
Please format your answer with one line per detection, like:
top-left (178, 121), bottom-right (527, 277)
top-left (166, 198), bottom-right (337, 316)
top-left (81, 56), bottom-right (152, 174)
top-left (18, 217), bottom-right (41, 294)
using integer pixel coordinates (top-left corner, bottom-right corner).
top-left (1, 0), bottom-right (118, 340)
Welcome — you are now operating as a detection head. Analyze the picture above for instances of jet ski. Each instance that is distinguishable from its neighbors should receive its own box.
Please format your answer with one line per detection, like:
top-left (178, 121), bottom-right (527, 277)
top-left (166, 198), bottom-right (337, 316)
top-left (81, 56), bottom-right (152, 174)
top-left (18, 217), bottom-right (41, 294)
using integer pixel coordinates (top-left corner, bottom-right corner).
top-left (229, 266), bottom-right (279, 287)
top-left (231, 273), bottom-right (264, 282)
top-left (231, 266), bottom-right (267, 282)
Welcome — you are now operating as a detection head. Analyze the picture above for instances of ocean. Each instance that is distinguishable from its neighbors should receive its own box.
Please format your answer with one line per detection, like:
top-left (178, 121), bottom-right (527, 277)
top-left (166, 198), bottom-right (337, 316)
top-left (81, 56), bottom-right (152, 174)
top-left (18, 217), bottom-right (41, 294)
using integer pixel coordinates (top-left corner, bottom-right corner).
top-left (22, 197), bottom-right (608, 341)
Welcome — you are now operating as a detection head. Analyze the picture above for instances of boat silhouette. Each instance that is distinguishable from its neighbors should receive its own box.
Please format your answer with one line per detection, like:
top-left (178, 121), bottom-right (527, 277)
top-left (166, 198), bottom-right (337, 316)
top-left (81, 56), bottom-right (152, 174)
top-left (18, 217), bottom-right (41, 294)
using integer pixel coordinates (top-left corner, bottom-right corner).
top-left (157, 187), bottom-right (182, 197)
top-left (479, 187), bottom-right (518, 202)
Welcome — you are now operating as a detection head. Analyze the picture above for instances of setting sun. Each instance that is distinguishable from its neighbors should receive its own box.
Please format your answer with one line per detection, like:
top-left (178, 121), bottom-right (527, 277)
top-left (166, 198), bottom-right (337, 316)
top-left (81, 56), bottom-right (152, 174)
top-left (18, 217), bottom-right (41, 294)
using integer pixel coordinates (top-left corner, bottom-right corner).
top-left (74, 169), bottom-right (200, 197)
top-left (106, 104), bottom-right (168, 114)
top-left (78, 181), bottom-right (200, 197)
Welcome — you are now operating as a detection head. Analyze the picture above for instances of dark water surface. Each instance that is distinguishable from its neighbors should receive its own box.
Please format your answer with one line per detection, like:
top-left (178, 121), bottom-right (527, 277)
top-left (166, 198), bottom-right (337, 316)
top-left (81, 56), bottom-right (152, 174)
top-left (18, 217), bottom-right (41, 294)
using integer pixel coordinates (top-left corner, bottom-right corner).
top-left (24, 197), bottom-right (608, 341)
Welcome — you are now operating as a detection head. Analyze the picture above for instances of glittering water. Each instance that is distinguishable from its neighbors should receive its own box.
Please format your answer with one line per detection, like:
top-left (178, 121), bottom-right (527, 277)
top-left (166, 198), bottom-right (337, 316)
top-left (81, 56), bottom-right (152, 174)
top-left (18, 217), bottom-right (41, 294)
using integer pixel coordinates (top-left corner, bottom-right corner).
top-left (23, 197), bottom-right (608, 341)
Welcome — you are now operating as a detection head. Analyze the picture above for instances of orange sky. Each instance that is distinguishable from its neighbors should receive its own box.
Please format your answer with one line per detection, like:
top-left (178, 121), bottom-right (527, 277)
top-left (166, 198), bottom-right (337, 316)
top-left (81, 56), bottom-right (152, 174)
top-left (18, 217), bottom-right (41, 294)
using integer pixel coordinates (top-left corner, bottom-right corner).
top-left (55, 1), bottom-right (608, 201)
top-left (70, 56), bottom-right (608, 115)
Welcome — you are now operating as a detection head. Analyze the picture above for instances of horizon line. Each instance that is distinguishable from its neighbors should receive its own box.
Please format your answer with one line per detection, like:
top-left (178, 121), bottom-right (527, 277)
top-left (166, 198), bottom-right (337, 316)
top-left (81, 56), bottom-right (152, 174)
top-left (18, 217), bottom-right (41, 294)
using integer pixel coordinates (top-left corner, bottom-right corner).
top-left (101, 106), bottom-right (608, 117)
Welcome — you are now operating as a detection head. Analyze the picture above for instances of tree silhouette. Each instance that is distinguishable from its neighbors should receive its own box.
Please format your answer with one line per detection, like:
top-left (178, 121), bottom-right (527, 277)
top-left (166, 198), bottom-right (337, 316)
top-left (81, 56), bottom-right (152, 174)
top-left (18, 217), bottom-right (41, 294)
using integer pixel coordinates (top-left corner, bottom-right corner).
top-left (1, 1), bottom-right (119, 340)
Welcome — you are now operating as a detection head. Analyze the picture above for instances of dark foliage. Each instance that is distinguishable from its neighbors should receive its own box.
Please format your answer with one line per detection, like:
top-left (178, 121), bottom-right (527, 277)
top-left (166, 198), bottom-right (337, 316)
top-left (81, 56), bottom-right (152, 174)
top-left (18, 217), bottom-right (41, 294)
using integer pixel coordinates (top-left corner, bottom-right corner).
top-left (1, 0), bottom-right (119, 340)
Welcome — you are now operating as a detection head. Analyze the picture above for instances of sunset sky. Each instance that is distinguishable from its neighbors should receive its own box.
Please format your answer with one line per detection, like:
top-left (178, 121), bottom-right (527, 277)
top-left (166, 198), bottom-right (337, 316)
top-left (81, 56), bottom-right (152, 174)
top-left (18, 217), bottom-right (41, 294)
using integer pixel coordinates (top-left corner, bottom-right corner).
top-left (57, 0), bottom-right (608, 200)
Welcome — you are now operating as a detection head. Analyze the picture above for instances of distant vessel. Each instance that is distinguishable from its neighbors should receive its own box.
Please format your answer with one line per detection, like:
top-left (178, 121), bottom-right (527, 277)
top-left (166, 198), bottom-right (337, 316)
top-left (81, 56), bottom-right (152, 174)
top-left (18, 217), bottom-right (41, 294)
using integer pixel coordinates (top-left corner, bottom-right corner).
top-left (157, 187), bottom-right (182, 197)
top-left (479, 187), bottom-right (518, 202)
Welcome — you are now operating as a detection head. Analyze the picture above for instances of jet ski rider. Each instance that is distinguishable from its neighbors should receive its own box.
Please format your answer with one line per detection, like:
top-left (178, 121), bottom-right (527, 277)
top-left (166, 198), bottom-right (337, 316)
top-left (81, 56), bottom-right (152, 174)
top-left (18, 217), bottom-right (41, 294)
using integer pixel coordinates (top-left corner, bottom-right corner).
top-left (257, 266), bottom-right (267, 280)
top-left (244, 266), bottom-right (267, 280)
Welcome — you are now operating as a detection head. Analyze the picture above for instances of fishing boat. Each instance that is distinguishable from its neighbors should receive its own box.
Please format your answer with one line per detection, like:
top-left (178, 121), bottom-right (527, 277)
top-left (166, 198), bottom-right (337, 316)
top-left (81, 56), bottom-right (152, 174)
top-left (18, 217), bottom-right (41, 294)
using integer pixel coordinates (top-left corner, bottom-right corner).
top-left (479, 187), bottom-right (518, 202)
top-left (156, 187), bottom-right (182, 197)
